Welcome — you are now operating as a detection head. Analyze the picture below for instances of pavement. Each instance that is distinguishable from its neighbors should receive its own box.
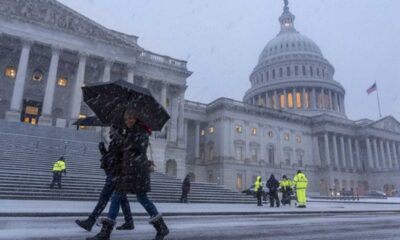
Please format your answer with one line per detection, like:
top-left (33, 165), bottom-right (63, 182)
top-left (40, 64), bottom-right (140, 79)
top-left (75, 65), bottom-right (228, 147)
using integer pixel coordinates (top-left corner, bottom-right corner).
top-left (1, 198), bottom-right (399, 217)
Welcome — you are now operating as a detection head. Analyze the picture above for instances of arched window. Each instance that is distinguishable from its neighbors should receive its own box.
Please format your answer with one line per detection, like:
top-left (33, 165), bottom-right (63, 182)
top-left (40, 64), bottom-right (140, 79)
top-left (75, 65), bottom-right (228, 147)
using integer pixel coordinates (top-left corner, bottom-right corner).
top-left (309, 66), bottom-right (314, 77)
top-left (295, 66), bottom-right (299, 76)
top-left (268, 145), bottom-right (275, 165)
top-left (272, 69), bottom-right (276, 79)
top-left (286, 66), bottom-right (291, 76)
top-left (279, 68), bottom-right (283, 78)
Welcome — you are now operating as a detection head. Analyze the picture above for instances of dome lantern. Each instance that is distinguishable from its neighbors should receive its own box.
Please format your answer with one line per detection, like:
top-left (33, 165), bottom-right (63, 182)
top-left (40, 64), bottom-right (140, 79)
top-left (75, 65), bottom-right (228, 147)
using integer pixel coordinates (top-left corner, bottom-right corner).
top-left (279, 0), bottom-right (296, 34)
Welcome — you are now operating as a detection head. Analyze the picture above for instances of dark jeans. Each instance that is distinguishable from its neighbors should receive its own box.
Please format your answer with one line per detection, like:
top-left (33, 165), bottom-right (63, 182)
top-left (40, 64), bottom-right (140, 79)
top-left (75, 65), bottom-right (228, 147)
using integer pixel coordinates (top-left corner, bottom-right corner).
top-left (256, 190), bottom-right (262, 206)
top-left (89, 175), bottom-right (132, 222)
top-left (180, 190), bottom-right (189, 203)
top-left (50, 172), bottom-right (62, 189)
top-left (269, 190), bottom-right (280, 207)
top-left (108, 192), bottom-right (159, 220)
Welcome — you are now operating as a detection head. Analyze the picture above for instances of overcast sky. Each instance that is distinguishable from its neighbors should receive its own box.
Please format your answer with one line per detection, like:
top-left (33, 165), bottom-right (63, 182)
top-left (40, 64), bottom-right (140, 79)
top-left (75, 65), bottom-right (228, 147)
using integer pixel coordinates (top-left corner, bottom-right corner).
top-left (59, 0), bottom-right (400, 121)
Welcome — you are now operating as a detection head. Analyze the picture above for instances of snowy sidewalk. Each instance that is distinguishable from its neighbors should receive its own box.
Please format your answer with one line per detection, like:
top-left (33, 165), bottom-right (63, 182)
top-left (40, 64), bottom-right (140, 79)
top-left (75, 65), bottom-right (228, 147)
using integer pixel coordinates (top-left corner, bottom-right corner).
top-left (0, 199), bottom-right (399, 217)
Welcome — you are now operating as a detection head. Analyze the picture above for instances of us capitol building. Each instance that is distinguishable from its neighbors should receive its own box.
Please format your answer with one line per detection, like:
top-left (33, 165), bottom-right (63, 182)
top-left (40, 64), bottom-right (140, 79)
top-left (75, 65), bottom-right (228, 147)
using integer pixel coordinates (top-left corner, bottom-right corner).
top-left (0, 0), bottom-right (399, 196)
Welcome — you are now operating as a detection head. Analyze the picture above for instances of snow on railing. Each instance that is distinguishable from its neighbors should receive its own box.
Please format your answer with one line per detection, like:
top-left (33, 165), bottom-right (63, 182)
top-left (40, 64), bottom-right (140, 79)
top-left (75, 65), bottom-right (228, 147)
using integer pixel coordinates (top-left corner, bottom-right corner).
top-left (140, 51), bottom-right (187, 69)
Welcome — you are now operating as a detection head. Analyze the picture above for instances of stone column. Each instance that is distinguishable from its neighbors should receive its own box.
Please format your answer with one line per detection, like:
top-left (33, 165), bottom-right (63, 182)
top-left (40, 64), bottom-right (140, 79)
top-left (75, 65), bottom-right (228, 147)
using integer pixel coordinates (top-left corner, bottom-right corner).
top-left (127, 64), bottom-right (135, 84)
top-left (391, 142), bottom-right (398, 169)
top-left (333, 91), bottom-right (338, 111)
top-left (283, 89), bottom-right (287, 109)
top-left (273, 91), bottom-right (278, 109)
top-left (161, 83), bottom-right (168, 108)
top-left (320, 89), bottom-right (325, 110)
top-left (385, 141), bottom-right (393, 168)
top-left (366, 137), bottom-right (373, 170)
top-left (102, 58), bottom-right (113, 82)
top-left (348, 137), bottom-right (354, 170)
top-left (69, 53), bottom-right (87, 122)
top-left (40, 45), bottom-right (61, 126)
top-left (339, 135), bottom-right (346, 169)
top-left (302, 88), bottom-right (306, 109)
top-left (340, 95), bottom-right (346, 113)
top-left (397, 143), bottom-right (400, 169)
top-left (6, 39), bottom-right (32, 121)
top-left (292, 88), bottom-right (297, 109)
top-left (195, 122), bottom-right (200, 158)
top-left (372, 138), bottom-right (379, 169)
top-left (311, 88), bottom-right (317, 110)
top-left (379, 139), bottom-right (386, 169)
top-left (332, 134), bottom-right (339, 169)
top-left (265, 92), bottom-right (270, 108)
top-left (183, 119), bottom-right (188, 144)
top-left (355, 139), bottom-right (361, 170)
top-left (329, 90), bottom-right (333, 110)
top-left (324, 133), bottom-right (331, 167)
top-left (177, 89), bottom-right (186, 144)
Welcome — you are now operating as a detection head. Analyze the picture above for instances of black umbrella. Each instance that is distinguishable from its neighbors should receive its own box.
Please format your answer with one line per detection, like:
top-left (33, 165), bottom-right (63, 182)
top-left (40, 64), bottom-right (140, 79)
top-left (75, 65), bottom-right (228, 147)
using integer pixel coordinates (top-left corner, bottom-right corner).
top-left (82, 80), bottom-right (170, 131)
top-left (72, 116), bottom-right (108, 127)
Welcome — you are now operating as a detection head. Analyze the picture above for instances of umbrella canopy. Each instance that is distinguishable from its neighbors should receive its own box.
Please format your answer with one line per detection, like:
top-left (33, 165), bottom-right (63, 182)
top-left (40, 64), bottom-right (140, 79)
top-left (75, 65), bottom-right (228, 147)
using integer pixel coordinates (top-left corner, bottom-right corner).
top-left (72, 116), bottom-right (108, 127)
top-left (82, 80), bottom-right (170, 131)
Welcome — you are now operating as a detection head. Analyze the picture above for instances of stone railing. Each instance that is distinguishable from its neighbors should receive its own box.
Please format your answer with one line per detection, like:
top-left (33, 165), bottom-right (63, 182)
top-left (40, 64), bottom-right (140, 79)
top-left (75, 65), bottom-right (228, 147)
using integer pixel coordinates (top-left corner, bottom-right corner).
top-left (139, 50), bottom-right (187, 69)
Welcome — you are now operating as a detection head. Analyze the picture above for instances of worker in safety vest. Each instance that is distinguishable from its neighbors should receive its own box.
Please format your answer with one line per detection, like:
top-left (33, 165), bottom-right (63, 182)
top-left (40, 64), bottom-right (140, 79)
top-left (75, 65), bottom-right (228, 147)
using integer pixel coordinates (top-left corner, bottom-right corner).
top-left (279, 175), bottom-right (292, 206)
top-left (50, 156), bottom-right (66, 189)
top-left (292, 170), bottom-right (308, 208)
top-left (254, 176), bottom-right (263, 206)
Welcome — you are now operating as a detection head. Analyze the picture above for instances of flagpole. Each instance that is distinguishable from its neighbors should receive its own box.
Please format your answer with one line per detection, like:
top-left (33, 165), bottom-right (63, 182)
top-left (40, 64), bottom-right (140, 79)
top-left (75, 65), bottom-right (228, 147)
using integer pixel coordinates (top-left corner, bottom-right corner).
top-left (375, 82), bottom-right (382, 118)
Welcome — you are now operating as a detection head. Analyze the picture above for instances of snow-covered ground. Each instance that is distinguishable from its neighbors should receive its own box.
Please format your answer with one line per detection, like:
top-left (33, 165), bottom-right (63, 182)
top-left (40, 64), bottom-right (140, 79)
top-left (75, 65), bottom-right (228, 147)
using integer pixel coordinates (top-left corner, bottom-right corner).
top-left (0, 198), bottom-right (399, 216)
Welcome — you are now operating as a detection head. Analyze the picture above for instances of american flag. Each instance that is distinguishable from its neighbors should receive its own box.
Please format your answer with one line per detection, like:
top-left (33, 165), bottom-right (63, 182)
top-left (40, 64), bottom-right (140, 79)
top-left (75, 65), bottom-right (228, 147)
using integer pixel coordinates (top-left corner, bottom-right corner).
top-left (366, 83), bottom-right (377, 94)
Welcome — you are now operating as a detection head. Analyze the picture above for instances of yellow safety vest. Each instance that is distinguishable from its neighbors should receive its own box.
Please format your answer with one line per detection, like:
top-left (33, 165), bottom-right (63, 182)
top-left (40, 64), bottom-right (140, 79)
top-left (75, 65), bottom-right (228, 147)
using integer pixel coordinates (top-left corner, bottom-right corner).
top-left (52, 160), bottom-right (66, 172)
top-left (293, 173), bottom-right (308, 189)
top-left (254, 176), bottom-right (262, 192)
top-left (280, 179), bottom-right (292, 190)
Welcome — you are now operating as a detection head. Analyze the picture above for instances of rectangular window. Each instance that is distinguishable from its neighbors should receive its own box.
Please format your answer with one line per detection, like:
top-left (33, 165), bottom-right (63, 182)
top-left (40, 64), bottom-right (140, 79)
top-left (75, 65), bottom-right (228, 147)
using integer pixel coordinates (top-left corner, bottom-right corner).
top-left (236, 146), bottom-right (243, 161)
top-left (296, 92), bottom-right (302, 108)
top-left (251, 148), bottom-right (258, 161)
top-left (279, 68), bottom-right (283, 77)
top-left (251, 128), bottom-right (257, 135)
top-left (235, 125), bottom-right (242, 133)
top-left (287, 93), bottom-right (293, 108)
top-left (272, 69), bottom-right (276, 79)
top-left (266, 71), bottom-right (269, 81)
top-left (302, 66), bottom-right (306, 75)
top-left (25, 106), bottom-right (39, 115)
top-left (201, 129), bottom-right (205, 136)
top-left (310, 66), bottom-right (314, 76)
top-left (209, 127), bottom-right (214, 133)
top-left (287, 66), bottom-right (291, 76)
top-left (295, 66), bottom-right (299, 76)
top-left (284, 133), bottom-right (290, 141)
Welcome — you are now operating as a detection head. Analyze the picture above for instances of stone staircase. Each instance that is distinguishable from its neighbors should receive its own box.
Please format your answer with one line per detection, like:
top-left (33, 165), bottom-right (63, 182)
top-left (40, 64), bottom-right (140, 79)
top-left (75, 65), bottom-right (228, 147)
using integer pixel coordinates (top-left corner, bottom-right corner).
top-left (0, 123), bottom-right (254, 204)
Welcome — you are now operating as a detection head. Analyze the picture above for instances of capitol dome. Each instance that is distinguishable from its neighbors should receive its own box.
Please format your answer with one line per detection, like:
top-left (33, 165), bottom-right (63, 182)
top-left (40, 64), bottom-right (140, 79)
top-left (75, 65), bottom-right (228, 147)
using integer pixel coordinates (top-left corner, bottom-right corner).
top-left (243, 1), bottom-right (346, 118)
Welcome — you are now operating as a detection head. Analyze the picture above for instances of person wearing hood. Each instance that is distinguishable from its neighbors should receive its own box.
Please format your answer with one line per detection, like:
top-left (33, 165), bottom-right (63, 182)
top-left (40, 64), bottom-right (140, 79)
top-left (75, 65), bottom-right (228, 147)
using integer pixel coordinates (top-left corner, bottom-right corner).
top-left (180, 174), bottom-right (191, 203)
top-left (293, 170), bottom-right (308, 208)
top-left (87, 109), bottom-right (168, 240)
top-left (50, 156), bottom-right (66, 189)
top-left (266, 174), bottom-right (280, 207)
top-left (254, 176), bottom-right (263, 206)
top-left (280, 175), bottom-right (292, 206)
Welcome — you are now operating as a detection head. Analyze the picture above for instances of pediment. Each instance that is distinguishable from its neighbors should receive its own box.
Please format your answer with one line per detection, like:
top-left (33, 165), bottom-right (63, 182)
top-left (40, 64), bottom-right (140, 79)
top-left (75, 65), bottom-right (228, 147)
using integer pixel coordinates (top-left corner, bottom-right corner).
top-left (0, 0), bottom-right (139, 49)
top-left (370, 116), bottom-right (400, 133)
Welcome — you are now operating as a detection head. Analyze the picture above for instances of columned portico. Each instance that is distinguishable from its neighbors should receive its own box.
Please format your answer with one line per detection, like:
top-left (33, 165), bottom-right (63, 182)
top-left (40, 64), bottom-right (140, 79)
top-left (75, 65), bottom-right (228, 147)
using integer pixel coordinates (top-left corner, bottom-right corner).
top-left (102, 59), bottom-right (113, 83)
top-left (5, 39), bottom-right (32, 122)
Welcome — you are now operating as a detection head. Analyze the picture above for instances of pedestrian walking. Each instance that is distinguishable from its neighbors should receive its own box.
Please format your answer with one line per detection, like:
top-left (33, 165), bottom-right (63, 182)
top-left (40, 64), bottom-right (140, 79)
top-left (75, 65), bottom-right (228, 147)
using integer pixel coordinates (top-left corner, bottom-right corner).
top-left (279, 175), bottom-right (292, 206)
top-left (266, 174), bottom-right (280, 207)
top-left (50, 156), bottom-right (66, 189)
top-left (87, 110), bottom-right (169, 240)
top-left (254, 176), bottom-right (263, 206)
top-left (180, 174), bottom-right (191, 203)
top-left (75, 126), bottom-right (133, 232)
top-left (293, 170), bottom-right (308, 208)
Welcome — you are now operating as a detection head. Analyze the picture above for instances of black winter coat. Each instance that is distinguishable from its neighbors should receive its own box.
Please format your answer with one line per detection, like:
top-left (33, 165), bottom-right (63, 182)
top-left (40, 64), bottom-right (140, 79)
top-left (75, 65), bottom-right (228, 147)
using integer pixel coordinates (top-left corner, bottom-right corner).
top-left (266, 176), bottom-right (280, 193)
top-left (99, 135), bottom-right (123, 177)
top-left (115, 123), bottom-right (151, 194)
top-left (182, 177), bottom-right (191, 192)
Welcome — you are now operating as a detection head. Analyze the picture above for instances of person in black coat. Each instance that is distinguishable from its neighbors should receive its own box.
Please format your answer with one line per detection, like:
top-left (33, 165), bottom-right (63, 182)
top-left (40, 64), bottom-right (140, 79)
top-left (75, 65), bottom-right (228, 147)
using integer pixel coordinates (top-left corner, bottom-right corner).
top-left (180, 174), bottom-right (191, 203)
top-left (87, 109), bottom-right (169, 240)
top-left (76, 126), bottom-right (134, 232)
top-left (266, 174), bottom-right (280, 207)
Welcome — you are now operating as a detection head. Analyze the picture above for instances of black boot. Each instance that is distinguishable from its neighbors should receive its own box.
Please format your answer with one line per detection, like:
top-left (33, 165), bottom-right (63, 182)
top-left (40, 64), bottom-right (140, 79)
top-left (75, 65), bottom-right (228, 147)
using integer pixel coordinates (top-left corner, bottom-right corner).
top-left (86, 218), bottom-right (114, 240)
top-left (150, 214), bottom-right (169, 240)
top-left (76, 217), bottom-right (95, 232)
top-left (116, 219), bottom-right (134, 230)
